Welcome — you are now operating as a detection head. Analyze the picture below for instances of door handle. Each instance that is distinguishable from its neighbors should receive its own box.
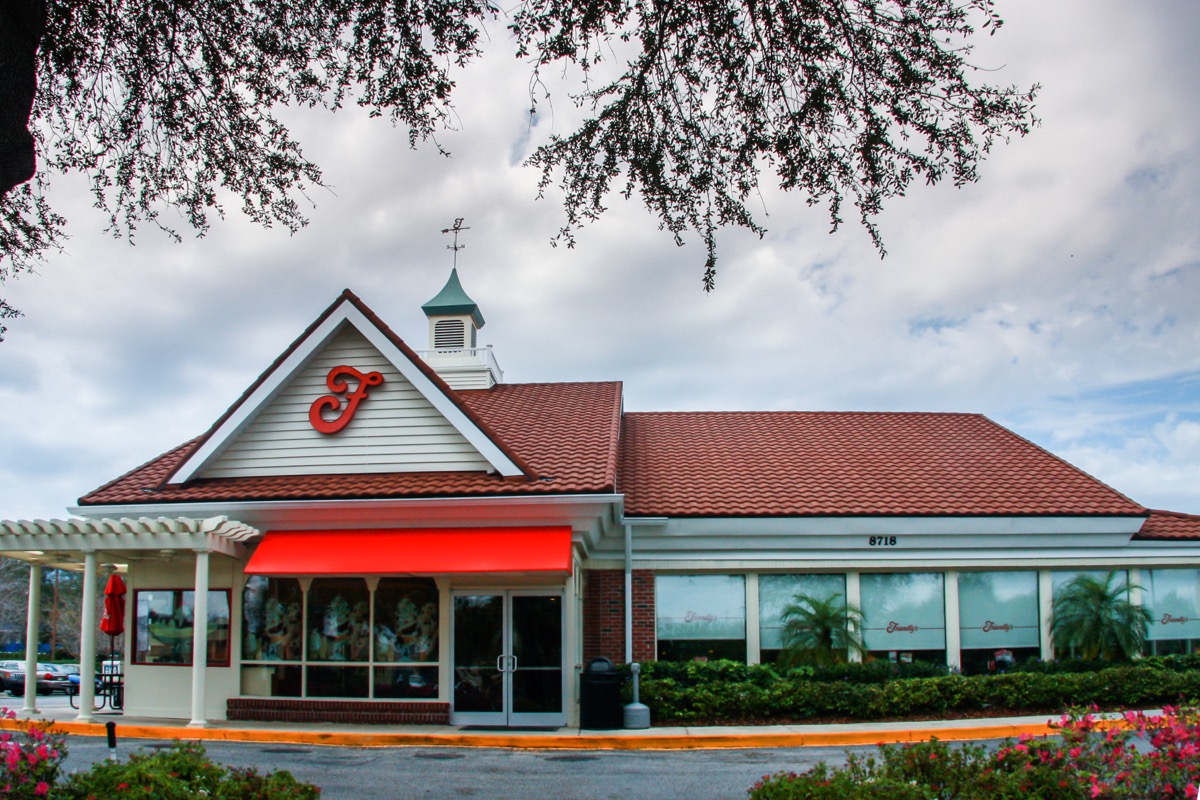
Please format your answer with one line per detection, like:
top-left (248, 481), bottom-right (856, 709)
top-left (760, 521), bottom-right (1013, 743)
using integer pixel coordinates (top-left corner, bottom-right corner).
top-left (507, 655), bottom-right (518, 672)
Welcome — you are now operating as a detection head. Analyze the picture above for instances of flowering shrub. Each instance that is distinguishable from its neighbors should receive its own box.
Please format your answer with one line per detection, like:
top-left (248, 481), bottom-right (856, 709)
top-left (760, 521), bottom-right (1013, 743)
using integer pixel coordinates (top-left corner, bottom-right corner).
top-left (748, 705), bottom-right (1200, 799)
top-left (0, 709), bottom-right (66, 798)
top-left (0, 720), bottom-right (318, 800)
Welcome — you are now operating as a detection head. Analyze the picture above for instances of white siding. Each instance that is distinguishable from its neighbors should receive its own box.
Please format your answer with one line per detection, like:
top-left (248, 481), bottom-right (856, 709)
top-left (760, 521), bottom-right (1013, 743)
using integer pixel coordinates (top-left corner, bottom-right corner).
top-left (201, 327), bottom-right (493, 478)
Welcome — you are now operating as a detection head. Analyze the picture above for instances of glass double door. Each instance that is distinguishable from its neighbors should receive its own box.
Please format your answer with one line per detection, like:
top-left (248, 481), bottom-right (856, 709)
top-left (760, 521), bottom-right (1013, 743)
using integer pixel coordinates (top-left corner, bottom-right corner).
top-left (451, 590), bottom-right (565, 727)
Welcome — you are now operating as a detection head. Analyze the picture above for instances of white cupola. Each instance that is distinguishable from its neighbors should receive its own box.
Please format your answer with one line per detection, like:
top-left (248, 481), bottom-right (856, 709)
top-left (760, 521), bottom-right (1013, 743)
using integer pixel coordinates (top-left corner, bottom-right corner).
top-left (419, 268), bottom-right (503, 389)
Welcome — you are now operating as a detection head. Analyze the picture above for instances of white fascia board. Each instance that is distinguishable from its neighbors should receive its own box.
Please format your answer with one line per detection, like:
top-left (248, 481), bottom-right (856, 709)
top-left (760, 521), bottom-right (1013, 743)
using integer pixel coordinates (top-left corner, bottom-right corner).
top-left (627, 515), bottom-right (1145, 538)
top-left (586, 546), bottom-right (1200, 571)
top-left (171, 303), bottom-right (523, 484)
top-left (69, 494), bottom-right (624, 536)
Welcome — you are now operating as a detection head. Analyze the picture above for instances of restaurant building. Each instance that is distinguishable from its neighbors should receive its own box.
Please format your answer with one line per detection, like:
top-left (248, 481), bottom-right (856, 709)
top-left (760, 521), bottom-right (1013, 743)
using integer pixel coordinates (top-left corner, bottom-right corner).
top-left (2, 275), bottom-right (1199, 727)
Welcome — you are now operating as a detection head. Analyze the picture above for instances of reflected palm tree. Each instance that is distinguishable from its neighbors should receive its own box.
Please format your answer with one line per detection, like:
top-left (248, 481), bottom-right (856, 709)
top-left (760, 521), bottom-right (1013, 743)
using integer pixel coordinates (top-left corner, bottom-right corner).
top-left (779, 593), bottom-right (865, 667)
top-left (1050, 570), bottom-right (1150, 661)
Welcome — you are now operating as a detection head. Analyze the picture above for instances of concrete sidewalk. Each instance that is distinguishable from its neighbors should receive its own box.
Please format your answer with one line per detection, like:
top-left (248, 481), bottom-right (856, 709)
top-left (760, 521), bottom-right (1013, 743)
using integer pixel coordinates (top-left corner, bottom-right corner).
top-left (0, 702), bottom-right (1081, 750)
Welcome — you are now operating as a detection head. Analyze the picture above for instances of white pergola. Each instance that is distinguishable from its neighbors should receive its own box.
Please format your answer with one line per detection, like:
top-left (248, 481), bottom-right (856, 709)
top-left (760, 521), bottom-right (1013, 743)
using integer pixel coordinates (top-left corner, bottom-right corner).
top-left (0, 516), bottom-right (258, 725)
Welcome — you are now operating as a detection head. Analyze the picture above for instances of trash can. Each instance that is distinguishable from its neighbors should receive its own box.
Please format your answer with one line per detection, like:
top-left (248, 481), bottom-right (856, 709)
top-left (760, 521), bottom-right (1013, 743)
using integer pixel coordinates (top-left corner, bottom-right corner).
top-left (579, 657), bottom-right (623, 729)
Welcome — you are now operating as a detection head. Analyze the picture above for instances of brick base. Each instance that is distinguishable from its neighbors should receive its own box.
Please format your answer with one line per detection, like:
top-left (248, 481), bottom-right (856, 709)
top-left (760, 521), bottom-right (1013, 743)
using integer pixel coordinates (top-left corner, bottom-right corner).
top-left (228, 697), bottom-right (450, 725)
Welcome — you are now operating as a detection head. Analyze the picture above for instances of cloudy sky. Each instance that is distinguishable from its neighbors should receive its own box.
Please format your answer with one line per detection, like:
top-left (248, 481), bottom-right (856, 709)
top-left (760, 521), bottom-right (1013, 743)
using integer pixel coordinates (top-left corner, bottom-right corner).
top-left (1, 0), bottom-right (1198, 521)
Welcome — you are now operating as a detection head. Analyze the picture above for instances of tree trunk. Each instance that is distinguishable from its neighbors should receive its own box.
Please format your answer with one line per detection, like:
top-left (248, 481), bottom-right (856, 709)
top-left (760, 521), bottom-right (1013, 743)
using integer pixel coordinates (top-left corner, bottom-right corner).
top-left (0, 0), bottom-right (45, 198)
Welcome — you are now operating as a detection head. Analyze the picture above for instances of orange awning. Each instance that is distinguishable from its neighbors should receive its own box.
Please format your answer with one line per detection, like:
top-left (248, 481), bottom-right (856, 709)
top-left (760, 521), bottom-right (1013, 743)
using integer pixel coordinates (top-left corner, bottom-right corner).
top-left (244, 527), bottom-right (573, 576)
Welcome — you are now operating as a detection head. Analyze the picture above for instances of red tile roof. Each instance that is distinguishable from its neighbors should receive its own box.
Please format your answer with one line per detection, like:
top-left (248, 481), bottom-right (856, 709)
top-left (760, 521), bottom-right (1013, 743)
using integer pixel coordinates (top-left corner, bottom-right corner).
top-left (78, 381), bottom-right (623, 506)
top-left (616, 411), bottom-right (1147, 517)
top-left (1135, 510), bottom-right (1200, 540)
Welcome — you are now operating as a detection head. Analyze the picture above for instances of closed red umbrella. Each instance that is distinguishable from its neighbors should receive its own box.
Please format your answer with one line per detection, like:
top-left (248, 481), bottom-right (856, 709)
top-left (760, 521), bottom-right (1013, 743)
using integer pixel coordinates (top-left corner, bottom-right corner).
top-left (99, 574), bottom-right (126, 657)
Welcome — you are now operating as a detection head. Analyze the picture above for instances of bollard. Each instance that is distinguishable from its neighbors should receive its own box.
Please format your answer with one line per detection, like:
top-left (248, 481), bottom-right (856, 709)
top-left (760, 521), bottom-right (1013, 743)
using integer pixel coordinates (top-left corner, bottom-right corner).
top-left (105, 721), bottom-right (117, 762)
top-left (623, 662), bottom-right (651, 729)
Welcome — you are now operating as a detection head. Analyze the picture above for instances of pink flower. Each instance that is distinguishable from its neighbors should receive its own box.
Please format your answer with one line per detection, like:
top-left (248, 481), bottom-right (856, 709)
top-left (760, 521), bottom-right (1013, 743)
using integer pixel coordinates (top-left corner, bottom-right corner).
top-left (34, 781), bottom-right (49, 796)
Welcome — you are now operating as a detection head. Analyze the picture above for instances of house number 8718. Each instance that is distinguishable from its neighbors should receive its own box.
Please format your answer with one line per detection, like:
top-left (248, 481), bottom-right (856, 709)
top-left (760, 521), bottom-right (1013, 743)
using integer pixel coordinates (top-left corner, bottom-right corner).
top-left (868, 536), bottom-right (898, 547)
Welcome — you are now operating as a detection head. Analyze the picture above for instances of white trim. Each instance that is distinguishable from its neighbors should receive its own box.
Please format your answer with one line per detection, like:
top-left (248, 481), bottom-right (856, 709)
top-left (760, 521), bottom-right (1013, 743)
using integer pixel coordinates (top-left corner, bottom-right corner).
top-left (624, 515), bottom-right (1145, 537)
top-left (170, 301), bottom-right (524, 483)
top-left (592, 551), bottom-right (1200, 571)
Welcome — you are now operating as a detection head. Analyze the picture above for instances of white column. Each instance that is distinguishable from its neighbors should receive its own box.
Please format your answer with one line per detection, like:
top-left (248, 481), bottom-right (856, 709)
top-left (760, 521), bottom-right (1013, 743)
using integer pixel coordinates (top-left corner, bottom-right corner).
top-left (435, 577), bottom-right (451, 706)
top-left (22, 562), bottom-right (42, 717)
top-left (944, 571), bottom-right (961, 671)
top-left (188, 551), bottom-right (210, 727)
top-left (76, 554), bottom-right (99, 721)
top-left (846, 571), bottom-right (863, 663)
top-left (1038, 570), bottom-right (1054, 661)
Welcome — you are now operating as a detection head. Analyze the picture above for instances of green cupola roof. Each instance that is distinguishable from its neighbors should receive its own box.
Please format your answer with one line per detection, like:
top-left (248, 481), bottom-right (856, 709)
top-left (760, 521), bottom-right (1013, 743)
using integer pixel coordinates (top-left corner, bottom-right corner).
top-left (421, 268), bottom-right (485, 328)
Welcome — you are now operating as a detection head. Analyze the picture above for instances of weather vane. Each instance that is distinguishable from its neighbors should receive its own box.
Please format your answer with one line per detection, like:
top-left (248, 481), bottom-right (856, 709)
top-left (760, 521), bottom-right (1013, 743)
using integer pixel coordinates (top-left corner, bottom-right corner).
top-left (441, 218), bottom-right (470, 270)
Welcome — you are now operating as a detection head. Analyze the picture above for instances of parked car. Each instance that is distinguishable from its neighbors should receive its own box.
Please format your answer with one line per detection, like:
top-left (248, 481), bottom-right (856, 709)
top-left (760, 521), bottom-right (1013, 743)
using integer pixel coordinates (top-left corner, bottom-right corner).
top-left (40, 664), bottom-right (74, 694)
top-left (0, 661), bottom-right (23, 695)
top-left (0, 661), bottom-right (69, 696)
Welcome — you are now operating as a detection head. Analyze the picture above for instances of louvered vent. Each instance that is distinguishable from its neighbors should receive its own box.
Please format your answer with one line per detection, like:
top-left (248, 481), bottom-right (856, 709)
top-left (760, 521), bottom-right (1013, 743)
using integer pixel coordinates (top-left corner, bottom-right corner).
top-left (433, 319), bottom-right (466, 350)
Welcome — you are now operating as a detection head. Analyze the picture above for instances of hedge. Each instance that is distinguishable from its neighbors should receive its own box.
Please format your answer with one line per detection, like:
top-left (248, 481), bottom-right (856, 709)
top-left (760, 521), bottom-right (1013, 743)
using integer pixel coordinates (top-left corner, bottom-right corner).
top-left (627, 657), bottom-right (1200, 724)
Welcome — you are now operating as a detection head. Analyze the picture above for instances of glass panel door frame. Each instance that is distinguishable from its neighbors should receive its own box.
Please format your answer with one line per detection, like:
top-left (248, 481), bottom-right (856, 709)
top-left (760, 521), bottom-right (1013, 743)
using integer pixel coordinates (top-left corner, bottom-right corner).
top-left (450, 589), bottom-right (565, 727)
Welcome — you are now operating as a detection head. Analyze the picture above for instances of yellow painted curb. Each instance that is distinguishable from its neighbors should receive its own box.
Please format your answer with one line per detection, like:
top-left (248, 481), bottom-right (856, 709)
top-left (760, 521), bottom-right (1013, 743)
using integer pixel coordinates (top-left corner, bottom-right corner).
top-left (0, 717), bottom-right (1100, 750)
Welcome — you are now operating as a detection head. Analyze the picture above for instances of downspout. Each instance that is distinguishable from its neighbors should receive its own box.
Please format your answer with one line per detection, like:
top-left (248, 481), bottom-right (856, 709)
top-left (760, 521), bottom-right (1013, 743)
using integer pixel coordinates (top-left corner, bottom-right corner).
top-left (624, 522), bottom-right (633, 664)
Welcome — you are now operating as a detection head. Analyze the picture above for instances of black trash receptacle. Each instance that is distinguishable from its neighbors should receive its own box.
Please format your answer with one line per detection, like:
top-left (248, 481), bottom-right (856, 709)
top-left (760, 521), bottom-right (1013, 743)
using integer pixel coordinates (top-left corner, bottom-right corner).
top-left (579, 657), bottom-right (623, 729)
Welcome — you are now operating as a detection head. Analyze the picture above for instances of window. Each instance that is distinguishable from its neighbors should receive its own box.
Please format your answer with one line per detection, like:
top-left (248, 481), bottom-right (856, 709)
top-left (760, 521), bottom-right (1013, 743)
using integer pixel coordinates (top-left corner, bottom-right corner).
top-left (240, 576), bottom-right (440, 699)
top-left (373, 578), bottom-right (439, 699)
top-left (1051, 569), bottom-right (1128, 659)
top-left (958, 571), bottom-right (1039, 674)
top-left (134, 589), bottom-right (231, 666)
top-left (860, 573), bottom-right (946, 665)
top-left (758, 574), bottom-right (846, 665)
top-left (1143, 568), bottom-right (1200, 655)
top-left (656, 575), bottom-right (746, 662)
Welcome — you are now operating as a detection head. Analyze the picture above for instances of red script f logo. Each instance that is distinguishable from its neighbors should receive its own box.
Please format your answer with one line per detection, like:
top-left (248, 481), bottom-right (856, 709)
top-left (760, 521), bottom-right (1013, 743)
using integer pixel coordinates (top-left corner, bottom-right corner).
top-left (309, 365), bottom-right (384, 434)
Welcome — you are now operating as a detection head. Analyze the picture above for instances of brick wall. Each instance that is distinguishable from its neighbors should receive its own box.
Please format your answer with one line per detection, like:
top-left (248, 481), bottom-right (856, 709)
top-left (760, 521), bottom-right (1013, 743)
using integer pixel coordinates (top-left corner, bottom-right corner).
top-left (228, 697), bottom-right (450, 725)
top-left (582, 569), bottom-right (655, 663)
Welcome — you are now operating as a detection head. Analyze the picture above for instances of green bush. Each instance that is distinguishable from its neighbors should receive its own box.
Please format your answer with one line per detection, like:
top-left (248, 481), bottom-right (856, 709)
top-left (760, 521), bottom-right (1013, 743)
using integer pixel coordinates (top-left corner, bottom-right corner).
top-left (56, 741), bottom-right (320, 800)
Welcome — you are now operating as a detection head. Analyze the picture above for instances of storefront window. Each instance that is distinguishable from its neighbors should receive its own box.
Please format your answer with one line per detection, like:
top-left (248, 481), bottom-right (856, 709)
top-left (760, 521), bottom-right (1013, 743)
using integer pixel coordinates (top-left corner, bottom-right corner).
top-left (241, 577), bottom-right (303, 662)
top-left (134, 589), bottom-right (231, 666)
top-left (374, 579), bottom-right (439, 663)
top-left (759, 574), bottom-right (846, 664)
top-left (656, 575), bottom-right (746, 662)
top-left (1051, 570), bottom-right (1128, 659)
top-left (307, 578), bottom-right (370, 663)
top-left (240, 576), bottom-right (440, 699)
top-left (958, 571), bottom-right (1039, 674)
top-left (1143, 568), bottom-right (1200, 655)
top-left (860, 573), bottom-right (945, 665)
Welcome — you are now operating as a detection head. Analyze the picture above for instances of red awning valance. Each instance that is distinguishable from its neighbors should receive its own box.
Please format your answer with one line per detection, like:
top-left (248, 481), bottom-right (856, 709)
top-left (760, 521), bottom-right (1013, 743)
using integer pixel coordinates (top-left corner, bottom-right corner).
top-left (244, 527), bottom-right (573, 576)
